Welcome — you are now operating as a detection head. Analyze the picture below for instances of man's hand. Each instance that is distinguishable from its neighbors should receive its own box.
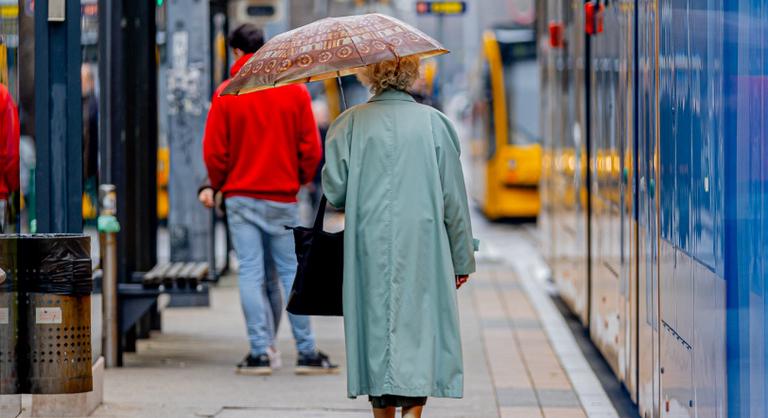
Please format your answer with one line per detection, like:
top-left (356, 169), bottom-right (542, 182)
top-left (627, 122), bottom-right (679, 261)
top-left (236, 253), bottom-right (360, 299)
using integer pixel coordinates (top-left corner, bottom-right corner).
top-left (456, 275), bottom-right (469, 289)
top-left (198, 187), bottom-right (215, 208)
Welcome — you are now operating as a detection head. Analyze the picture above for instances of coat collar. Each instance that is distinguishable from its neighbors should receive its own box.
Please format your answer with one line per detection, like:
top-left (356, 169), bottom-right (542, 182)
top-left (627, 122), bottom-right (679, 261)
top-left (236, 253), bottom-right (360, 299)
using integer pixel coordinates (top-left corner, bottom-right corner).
top-left (369, 89), bottom-right (416, 103)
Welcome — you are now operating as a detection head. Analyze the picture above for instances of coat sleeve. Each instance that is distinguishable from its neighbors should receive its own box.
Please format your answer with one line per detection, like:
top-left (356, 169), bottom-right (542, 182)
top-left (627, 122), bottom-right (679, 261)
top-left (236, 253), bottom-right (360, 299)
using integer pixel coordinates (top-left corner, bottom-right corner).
top-left (433, 112), bottom-right (477, 276)
top-left (202, 90), bottom-right (229, 191)
top-left (321, 111), bottom-right (351, 209)
top-left (296, 86), bottom-right (322, 185)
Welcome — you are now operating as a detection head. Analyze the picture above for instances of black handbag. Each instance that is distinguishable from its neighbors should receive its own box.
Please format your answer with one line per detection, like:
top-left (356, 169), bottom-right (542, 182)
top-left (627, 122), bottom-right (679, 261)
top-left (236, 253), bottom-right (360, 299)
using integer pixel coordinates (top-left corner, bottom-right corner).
top-left (285, 195), bottom-right (344, 316)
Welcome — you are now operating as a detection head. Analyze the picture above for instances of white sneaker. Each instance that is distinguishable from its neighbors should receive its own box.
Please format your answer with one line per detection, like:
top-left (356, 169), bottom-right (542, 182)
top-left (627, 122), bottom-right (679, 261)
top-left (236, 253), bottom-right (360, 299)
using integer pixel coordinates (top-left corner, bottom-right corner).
top-left (267, 346), bottom-right (282, 370)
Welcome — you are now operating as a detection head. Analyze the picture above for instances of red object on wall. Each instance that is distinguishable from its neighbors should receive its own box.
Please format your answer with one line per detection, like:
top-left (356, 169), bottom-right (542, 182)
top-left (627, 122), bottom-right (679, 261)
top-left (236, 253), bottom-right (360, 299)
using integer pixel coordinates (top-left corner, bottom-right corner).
top-left (585, 2), bottom-right (596, 35)
top-left (585, 2), bottom-right (605, 35)
top-left (548, 21), bottom-right (564, 48)
top-left (596, 3), bottom-right (605, 34)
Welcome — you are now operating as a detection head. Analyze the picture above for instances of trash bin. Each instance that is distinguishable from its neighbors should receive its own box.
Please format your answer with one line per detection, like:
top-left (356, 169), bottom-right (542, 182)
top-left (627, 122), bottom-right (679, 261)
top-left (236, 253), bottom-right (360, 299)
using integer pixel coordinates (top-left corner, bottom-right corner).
top-left (17, 234), bottom-right (93, 394)
top-left (0, 237), bottom-right (20, 395)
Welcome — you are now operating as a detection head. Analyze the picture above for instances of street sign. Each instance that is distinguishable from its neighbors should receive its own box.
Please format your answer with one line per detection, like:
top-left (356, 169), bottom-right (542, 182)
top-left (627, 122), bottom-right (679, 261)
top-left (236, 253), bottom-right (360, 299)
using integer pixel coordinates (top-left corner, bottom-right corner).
top-left (416, 1), bottom-right (466, 16)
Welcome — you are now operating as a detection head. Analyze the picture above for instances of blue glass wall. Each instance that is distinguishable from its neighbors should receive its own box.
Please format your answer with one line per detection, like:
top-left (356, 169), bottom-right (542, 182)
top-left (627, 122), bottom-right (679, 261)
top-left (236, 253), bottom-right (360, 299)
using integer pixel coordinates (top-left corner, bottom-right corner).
top-left (543, 0), bottom-right (767, 415)
top-left (724, 1), bottom-right (768, 416)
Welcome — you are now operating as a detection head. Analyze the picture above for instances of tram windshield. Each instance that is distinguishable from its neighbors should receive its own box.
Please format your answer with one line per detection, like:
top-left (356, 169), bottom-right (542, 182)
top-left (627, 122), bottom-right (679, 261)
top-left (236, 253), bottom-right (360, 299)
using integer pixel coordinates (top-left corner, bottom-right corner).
top-left (498, 28), bottom-right (539, 146)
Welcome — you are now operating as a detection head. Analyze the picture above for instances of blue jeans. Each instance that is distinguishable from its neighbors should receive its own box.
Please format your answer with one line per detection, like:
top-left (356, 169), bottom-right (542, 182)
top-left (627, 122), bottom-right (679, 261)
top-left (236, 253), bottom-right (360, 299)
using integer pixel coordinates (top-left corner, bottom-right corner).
top-left (226, 196), bottom-right (316, 356)
top-left (264, 252), bottom-right (282, 341)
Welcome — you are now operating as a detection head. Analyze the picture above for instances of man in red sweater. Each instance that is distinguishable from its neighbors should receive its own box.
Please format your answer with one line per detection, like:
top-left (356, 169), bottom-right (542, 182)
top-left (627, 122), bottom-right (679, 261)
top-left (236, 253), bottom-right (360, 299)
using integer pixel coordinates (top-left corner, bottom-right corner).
top-left (0, 83), bottom-right (19, 232)
top-left (202, 24), bottom-right (336, 376)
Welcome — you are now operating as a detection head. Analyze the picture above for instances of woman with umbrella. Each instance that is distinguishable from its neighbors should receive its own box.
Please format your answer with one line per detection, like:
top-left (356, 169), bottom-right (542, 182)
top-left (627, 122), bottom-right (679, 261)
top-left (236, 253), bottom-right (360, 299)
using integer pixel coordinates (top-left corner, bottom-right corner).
top-left (224, 14), bottom-right (477, 418)
top-left (324, 54), bottom-right (476, 418)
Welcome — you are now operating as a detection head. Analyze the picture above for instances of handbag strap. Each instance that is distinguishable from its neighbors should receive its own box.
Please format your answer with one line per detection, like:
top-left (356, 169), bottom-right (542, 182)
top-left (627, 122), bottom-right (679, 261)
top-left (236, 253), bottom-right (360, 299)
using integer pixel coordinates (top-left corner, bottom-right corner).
top-left (312, 195), bottom-right (328, 232)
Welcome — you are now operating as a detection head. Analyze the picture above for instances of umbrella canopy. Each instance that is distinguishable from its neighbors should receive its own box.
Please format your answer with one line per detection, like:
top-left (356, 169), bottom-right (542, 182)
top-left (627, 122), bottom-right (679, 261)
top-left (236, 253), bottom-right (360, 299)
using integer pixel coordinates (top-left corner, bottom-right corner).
top-left (222, 13), bottom-right (448, 96)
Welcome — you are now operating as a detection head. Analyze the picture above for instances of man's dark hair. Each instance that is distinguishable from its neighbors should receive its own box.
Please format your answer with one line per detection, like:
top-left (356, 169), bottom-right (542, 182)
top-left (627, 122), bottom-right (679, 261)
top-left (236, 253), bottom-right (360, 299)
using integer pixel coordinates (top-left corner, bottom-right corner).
top-left (228, 23), bottom-right (265, 53)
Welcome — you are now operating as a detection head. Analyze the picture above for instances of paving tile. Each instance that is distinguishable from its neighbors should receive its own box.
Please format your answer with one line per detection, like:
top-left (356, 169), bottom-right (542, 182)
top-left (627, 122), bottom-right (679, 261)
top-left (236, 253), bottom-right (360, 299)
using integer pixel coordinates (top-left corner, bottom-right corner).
top-left (525, 362), bottom-right (565, 372)
top-left (493, 375), bottom-right (533, 389)
top-left (500, 407), bottom-right (544, 418)
top-left (541, 407), bottom-right (588, 418)
top-left (529, 370), bottom-right (568, 381)
top-left (515, 330), bottom-right (550, 343)
top-left (482, 318), bottom-right (514, 329)
top-left (476, 295), bottom-right (507, 318)
top-left (474, 281), bottom-right (522, 290)
top-left (529, 376), bottom-right (572, 391)
top-left (520, 355), bottom-right (560, 365)
top-left (535, 389), bottom-right (581, 408)
top-left (496, 387), bottom-right (538, 407)
top-left (511, 318), bottom-right (543, 329)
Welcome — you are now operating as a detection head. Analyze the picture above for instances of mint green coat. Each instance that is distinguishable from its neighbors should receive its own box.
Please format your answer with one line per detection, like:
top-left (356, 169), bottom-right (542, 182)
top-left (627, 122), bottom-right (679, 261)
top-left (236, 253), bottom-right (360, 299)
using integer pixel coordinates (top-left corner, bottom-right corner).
top-left (322, 89), bottom-right (477, 399)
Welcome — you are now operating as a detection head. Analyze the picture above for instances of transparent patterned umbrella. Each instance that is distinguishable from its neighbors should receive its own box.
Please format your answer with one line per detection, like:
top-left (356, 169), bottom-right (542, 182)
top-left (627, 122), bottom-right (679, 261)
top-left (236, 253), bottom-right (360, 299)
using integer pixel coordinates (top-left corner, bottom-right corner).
top-left (221, 13), bottom-right (448, 96)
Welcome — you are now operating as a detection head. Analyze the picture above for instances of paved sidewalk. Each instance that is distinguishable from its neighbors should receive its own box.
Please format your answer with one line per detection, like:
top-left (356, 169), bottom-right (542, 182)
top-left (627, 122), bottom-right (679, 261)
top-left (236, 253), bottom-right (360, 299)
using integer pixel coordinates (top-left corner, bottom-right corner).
top-left (90, 271), bottom-right (499, 418)
top-left (85, 264), bottom-right (594, 417)
top-left (473, 266), bottom-right (586, 418)
top-left (15, 220), bottom-right (613, 417)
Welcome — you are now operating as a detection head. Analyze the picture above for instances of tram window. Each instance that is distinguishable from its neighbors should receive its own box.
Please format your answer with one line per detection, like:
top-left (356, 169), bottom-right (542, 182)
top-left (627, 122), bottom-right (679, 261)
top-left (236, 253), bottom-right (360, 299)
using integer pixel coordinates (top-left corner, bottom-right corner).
top-left (506, 58), bottom-right (540, 145)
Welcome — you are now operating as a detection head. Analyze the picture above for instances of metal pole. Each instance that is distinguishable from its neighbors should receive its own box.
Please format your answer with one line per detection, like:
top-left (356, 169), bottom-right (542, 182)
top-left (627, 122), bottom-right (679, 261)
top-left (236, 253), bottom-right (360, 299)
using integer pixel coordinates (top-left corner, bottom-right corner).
top-left (99, 184), bottom-right (119, 368)
top-left (102, 231), bottom-right (118, 367)
top-left (336, 75), bottom-right (348, 111)
top-left (98, 0), bottom-right (120, 186)
top-left (34, 0), bottom-right (83, 233)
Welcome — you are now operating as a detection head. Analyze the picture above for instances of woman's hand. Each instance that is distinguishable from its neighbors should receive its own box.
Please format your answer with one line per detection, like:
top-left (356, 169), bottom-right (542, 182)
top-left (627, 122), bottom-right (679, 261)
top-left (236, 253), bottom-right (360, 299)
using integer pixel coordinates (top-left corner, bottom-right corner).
top-left (455, 275), bottom-right (469, 289)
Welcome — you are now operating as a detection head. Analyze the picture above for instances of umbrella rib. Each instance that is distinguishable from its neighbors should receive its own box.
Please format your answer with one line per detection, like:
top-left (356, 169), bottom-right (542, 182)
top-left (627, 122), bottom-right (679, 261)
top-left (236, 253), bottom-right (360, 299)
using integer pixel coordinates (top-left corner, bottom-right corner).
top-left (336, 19), bottom-right (368, 69)
top-left (374, 13), bottom-right (446, 51)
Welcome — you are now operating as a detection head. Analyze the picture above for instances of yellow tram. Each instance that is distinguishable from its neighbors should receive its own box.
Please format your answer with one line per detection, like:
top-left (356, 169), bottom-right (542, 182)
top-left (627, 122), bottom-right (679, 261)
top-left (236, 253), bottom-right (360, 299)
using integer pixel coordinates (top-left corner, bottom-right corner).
top-left (469, 28), bottom-right (541, 219)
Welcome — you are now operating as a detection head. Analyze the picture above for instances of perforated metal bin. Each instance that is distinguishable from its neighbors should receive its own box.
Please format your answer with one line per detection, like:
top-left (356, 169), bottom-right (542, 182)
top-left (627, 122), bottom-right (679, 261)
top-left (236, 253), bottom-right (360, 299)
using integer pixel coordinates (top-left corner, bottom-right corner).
top-left (16, 234), bottom-right (93, 394)
top-left (24, 294), bottom-right (92, 393)
top-left (0, 237), bottom-right (20, 395)
top-left (0, 289), bottom-right (20, 395)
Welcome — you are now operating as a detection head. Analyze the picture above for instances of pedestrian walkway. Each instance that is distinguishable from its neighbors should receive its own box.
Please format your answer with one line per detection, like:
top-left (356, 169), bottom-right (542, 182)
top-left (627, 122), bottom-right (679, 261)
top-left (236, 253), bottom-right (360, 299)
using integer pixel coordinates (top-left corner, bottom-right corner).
top-left (474, 266), bottom-right (585, 418)
top-left (90, 270), bottom-right (499, 418)
top-left (21, 220), bottom-right (617, 418)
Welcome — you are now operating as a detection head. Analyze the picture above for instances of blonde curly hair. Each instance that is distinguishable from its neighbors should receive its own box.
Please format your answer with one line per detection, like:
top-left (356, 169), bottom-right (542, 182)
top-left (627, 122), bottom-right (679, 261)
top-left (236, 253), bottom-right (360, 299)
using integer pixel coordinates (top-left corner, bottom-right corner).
top-left (358, 55), bottom-right (421, 95)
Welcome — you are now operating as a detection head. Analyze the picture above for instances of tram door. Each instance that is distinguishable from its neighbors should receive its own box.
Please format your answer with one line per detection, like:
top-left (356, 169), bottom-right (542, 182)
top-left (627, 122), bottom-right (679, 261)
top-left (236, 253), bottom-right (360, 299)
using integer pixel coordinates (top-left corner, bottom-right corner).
top-left (637, 0), bottom-right (661, 416)
top-left (586, 0), bottom-right (639, 400)
top-left (546, 0), bottom-right (591, 326)
top-left (613, 0), bottom-right (639, 403)
top-left (589, 0), bottom-right (643, 403)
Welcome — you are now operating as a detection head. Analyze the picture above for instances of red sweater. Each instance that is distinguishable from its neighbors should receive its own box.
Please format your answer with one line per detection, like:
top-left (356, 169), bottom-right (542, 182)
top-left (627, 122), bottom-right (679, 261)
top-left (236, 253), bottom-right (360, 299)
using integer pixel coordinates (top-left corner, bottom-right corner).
top-left (202, 54), bottom-right (322, 203)
top-left (0, 85), bottom-right (19, 200)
